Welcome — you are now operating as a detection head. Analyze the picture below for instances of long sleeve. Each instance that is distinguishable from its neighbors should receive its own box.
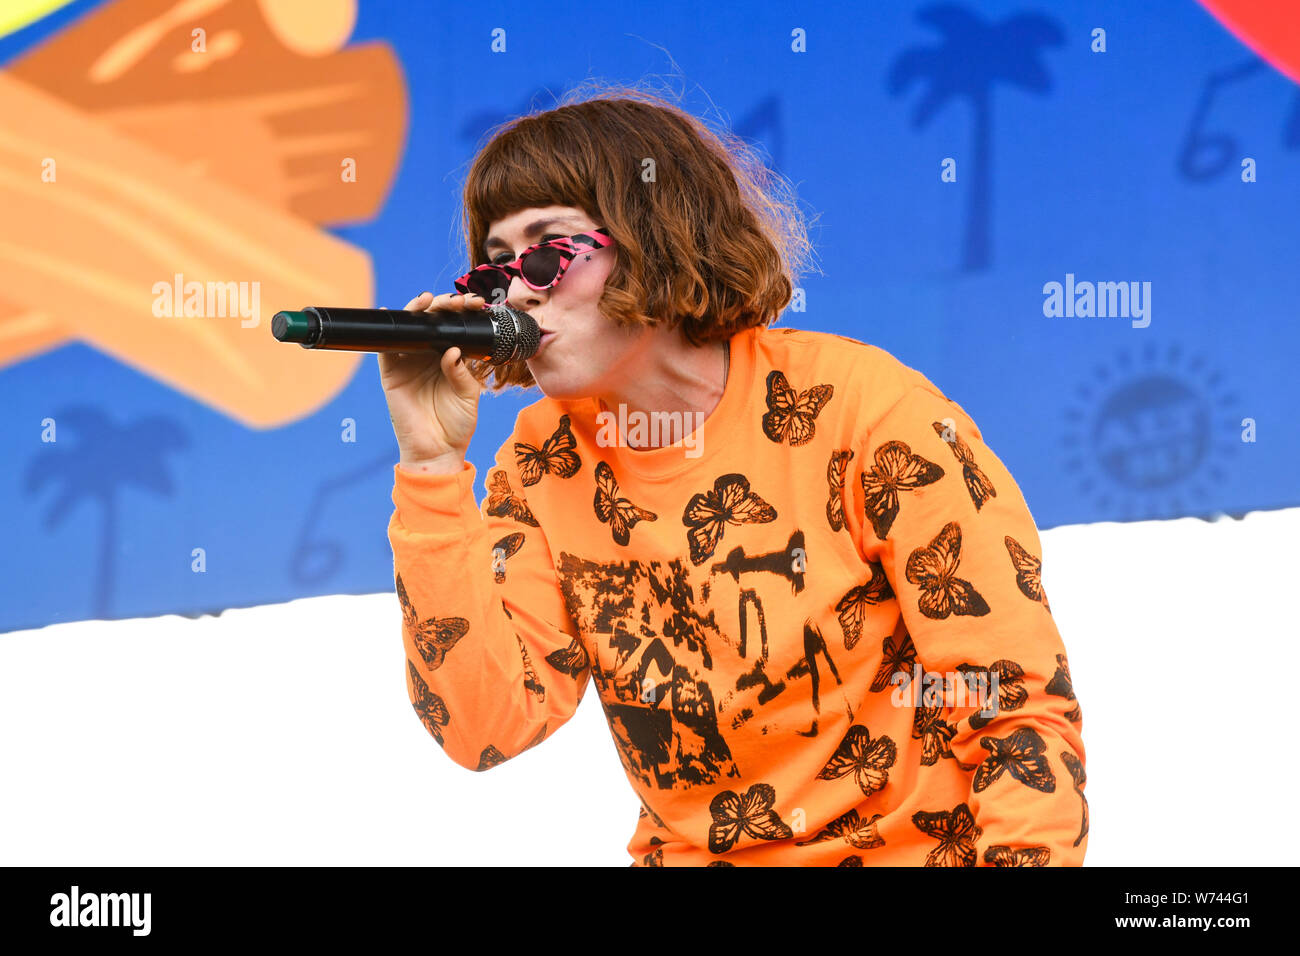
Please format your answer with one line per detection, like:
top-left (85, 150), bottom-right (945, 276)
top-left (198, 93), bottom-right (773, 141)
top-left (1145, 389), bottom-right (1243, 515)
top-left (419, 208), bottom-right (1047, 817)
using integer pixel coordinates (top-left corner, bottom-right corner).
top-left (387, 434), bottom-right (590, 772)
top-left (848, 383), bottom-right (1088, 866)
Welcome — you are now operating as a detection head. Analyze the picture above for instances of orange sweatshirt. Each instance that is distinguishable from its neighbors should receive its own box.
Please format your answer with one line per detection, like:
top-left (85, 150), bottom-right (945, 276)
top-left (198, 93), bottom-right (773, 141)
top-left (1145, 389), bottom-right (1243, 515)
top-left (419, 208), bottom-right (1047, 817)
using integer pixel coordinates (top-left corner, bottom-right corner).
top-left (388, 325), bottom-right (1088, 866)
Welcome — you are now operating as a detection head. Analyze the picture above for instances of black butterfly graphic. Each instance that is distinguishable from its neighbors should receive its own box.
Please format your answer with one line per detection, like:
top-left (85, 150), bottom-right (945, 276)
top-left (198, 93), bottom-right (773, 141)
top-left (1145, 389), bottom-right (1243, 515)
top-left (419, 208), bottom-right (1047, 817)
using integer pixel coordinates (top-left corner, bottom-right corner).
top-left (545, 635), bottom-right (590, 678)
top-left (912, 698), bottom-right (957, 766)
top-left (837, 855), bottom-right (863, 866)
top-left (1004, 535), bottom-right (1051, 612)
top-left (397, 573), bottom-right (469, 670)
top-left (834, 560), bottom-right (895, 650)
top-left (1061, 750), bottom-right (1089, 847)
top-left (956, 658), bottom-right (1027, 730)
top-left (984, 845), bottom-right (1050, 866)
top-left (515, 414), bottom-right (581, 486)
top-left (1046, 653), bottom-right (1081, 722)
top-left (485, 469), bottom-right (538, 526)
top-left (517, 635), bottom-right (546, 702)
top-left (973, 727), bottom-right (1057, 793)
top-left (407, 659), bottom-right (450, 745)
top-left (825, 448), bottom-right (854, 532)
top-left (593, 461), bottom-right (657, 545)
top-left (682, 473), bottom-right (777, 565)
top-left (870, 632), bottom-right (917, 692)
top-left (912, 802), bottom-right (982, 867)
top-left (905, 522), bottom-right (991, 619)
top-left (706, 860), bottom-right (736, 867)
top-left (930, 420), bottom-right (996, 511)
top-left (522, 722), bottom-right (547, 752)
top-left (860, 440), bottom-right (945, 540)
top-left (707, 783), bottom-right (794, 854)
top-left (642, 847), bottom-right (664, 866)
top-left (761, 370), bottom-right (834, 445)
top-left (795, 808), bottom-right (885, 849)
top-left (816, 724), bottom-right (897, 796)
top-left (476, 745), bottom-right (507, 771)
top-left (491, 532), bottom-right (525, 583)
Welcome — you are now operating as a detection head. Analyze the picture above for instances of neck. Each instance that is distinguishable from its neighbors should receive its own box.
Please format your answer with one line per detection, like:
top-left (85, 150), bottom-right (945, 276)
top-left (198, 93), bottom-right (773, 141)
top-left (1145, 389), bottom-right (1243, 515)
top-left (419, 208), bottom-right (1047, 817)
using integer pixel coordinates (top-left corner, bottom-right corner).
top-left (595, 331), bottom-right (730, 451)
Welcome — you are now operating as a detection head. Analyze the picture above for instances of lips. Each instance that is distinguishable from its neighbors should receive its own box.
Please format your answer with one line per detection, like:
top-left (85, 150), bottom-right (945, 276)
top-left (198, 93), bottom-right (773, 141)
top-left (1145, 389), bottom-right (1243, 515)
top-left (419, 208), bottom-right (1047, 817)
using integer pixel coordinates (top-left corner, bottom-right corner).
top-left (536, 330), bottom-right (555, 355)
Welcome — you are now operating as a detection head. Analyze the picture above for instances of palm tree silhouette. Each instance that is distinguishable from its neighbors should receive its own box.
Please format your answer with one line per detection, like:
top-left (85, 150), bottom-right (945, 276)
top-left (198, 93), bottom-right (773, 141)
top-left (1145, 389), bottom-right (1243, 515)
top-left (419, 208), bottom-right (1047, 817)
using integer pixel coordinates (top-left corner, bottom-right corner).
top-left (888, 4), bottom-right (1063, 271)
top-left (25, 406), bottom-right (189, 620)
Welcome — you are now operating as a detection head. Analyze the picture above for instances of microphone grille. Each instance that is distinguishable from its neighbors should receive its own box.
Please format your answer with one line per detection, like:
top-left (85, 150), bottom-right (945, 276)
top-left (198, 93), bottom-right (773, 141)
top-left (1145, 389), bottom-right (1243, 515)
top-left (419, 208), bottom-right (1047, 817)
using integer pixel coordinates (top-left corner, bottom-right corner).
top-left (489, 307), bottom-right (541, 363)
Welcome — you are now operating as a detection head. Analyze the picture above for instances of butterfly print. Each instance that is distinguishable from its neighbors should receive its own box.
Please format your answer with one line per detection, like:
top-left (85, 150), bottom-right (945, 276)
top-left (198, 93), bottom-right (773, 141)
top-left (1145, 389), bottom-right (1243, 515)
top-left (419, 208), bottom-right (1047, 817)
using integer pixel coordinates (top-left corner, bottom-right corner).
top-left (1046, 653), bottom-right (1081, 722)
top-left (407, 659), bottom-right (450, 745)
top-left (817, 724), bottom-right (897, 797)
top-left (912, 699), bottom-right (957, 766)
top-left (707, 782), bottom-right (793, 853)
top-left (397, 573), bottom-right (470, 671)
top-left (957, 658), bottom-right (1027, 730)
top-left (984, 845), bottom-right (1050, 866)
top-left (642, 846), bottom-right (664, 866)
top-left (912, 802), bottom-right (982, 867)
top-left (1061, 750), bottom-right (1089, 847)
top-left (681, 473), bottom-right (777, 565)
top-left (905, 522), bottom-right (991, 619)
top-left (795, 808), bottom-right (885, 849)
top-left (837, 855), bottom-right (863, 866)
top-left (476, 745), bottom-right (506, 771)
top-left (834, 560), bottom-right (895, 650)
top-left (825, 448), bottom-right (854, 532)
top-left (515, 414), bottom-right (581, 486)
top-left (706, 860), bottom-right (736, 867)
top-left (973, 727), bottom-right (1057, 793)
top-left (517, 635), bottom-right (546, 702)
top-left (485, 469), bottom-right (538, 526)
top-left (544, 635), bottom-right (590, 678)
top-left (870, 632), bottom-right (917, 692)
top-left (930, 420), bottom-right (996, 511)
top-left (491, 532), bottom-right (525, 583)
top-left (761, 369), bottom-right (834, 445)
top-left (860, 440), bottom-right (944, 540)
top-left (593, 461), bottom-right (658, 545)
top-left (1004, 535), bottom-right (1051, 612)
top-left (522, 722), bottom-right (547, 752)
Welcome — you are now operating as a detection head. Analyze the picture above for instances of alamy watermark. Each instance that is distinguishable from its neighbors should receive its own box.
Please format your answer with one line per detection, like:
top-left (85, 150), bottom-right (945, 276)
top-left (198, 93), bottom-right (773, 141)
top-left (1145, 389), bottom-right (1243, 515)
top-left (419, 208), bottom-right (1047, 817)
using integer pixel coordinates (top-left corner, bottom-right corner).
top-left (1043, 272), bottom-right (1151, 328)
top-left (595, 403), bottom-right (704, 457)
top-left (152, 272), bottom-right (260, 327)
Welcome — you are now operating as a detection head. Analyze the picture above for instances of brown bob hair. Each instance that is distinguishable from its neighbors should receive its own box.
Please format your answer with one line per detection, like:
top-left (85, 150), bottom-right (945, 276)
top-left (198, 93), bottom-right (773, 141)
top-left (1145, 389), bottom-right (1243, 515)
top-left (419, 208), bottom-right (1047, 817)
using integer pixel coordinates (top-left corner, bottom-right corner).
top-left (455, 80), bottom-right (817, 392)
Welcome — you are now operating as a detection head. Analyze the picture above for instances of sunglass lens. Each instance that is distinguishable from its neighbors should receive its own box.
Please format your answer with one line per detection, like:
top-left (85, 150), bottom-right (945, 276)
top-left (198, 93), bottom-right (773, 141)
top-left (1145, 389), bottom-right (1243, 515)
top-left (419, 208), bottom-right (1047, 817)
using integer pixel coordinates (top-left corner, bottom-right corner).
top-left (468, 269), bottom-right (510, 300)
top-left (521, 246), bottom-right (562, 287)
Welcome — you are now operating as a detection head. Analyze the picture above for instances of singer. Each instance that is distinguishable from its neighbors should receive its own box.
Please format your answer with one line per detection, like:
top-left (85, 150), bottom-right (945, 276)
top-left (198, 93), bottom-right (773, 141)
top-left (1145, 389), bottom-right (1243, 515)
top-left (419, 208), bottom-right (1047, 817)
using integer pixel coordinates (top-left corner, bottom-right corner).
top-left (382, 84), bottom-right (1087, 867)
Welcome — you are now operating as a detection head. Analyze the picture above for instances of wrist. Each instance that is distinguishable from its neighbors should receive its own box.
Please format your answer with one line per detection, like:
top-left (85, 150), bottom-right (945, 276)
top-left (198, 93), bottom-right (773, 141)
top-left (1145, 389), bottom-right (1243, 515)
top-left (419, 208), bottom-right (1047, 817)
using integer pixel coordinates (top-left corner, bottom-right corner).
top-left (398, 453), bottom-right (466, 475)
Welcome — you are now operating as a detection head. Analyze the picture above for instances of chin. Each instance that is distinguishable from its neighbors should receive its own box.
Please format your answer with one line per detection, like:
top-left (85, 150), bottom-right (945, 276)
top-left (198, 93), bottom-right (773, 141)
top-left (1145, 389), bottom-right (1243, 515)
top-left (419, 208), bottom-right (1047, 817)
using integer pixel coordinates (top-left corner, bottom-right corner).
top-left (528, 368), bottom-right (592, 403)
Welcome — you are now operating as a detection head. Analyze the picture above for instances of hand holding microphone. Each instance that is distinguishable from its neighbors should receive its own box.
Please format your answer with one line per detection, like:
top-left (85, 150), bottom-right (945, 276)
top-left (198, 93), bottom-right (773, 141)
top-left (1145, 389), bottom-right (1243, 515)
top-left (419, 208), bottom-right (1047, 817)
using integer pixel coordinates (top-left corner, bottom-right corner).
top-left (377, 291), bottom-right (491, 475)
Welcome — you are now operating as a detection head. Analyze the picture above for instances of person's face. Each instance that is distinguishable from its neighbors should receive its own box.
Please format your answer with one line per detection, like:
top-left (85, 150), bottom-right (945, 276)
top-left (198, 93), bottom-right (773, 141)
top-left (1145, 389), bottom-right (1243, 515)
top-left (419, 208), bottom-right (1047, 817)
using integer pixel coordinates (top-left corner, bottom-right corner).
top-left (483, 204), bottom-right (644, 400)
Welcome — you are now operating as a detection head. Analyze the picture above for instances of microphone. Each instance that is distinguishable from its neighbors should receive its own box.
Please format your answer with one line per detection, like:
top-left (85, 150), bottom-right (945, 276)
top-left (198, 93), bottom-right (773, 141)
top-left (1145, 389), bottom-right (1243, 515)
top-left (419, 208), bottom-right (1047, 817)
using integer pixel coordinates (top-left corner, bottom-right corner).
top-left (271, 305), bottom-right (540, 364)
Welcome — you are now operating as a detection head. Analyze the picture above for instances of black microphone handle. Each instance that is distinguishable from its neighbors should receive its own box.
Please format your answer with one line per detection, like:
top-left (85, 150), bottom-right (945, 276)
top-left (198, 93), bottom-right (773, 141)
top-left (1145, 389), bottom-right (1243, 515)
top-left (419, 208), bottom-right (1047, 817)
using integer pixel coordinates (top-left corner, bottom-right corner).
top-left (271, 305), bottom-right (539, 363)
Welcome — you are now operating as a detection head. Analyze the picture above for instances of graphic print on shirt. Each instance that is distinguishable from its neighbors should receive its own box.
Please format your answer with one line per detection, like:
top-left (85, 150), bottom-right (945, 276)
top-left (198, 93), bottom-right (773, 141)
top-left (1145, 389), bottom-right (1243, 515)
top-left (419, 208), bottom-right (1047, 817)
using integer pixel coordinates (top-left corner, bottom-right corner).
top-left (825, 448), bottom-right (854, 532)
top-left (1004, 534), bottom-right (1051, 612)
top-left (956, 658), bottom-right (1027, 730)
top-left (397, 572), bottom-right (469, 670)
top-left (407, 658), bottom-right (450, 745)
top-left (984, 844), bottom-right (1050, 866)
top-left (491, 532), bottom-right (524, 583)
top-left (593, 460), bottom-right (658, 545)
top-left (912, 802), bottom-right (983, 867)
top-left (972, 727), bottom-right (1057, 794)
top-left (681, 472), bottom-right (778, 565)
top-left (707, 782), bottom-right (794, 853)
top-left (816, 723), bottom-right (897, 796)
top-left (1061, 750), bottom-right (1089, 847)
top-left (485, 469), bottom-right (538, 526)
top-left (794, 807), bottom-right (886, 850)
top-left (860, 439), bottom-right (945, 540)
top-left (515, 414), bottom-right (582, 486)
top-left (1046, 653), bottom-right (1082, 722)
top-left (833, 558), bottom-right (894, 649)
top-left (761, 369), bottom-right (835, 446)
top-left (904, 521), bottom-right (991, 619)
top-left (930, 419), bottom-right (997, 510)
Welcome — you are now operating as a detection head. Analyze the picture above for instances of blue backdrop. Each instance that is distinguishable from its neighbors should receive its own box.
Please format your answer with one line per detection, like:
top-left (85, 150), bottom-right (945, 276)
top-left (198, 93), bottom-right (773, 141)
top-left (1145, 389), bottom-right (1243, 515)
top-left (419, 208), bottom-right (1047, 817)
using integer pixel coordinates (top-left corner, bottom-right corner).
top-left (2, 0), bottom-right (1296, 631)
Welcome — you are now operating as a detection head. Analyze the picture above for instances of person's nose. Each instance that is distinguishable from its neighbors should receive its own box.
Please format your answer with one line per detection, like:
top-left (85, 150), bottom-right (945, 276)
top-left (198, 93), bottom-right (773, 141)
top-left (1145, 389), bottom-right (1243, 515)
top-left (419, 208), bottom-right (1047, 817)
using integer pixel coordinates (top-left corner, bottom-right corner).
top-left (507, 272), bottom-right (547, 311)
